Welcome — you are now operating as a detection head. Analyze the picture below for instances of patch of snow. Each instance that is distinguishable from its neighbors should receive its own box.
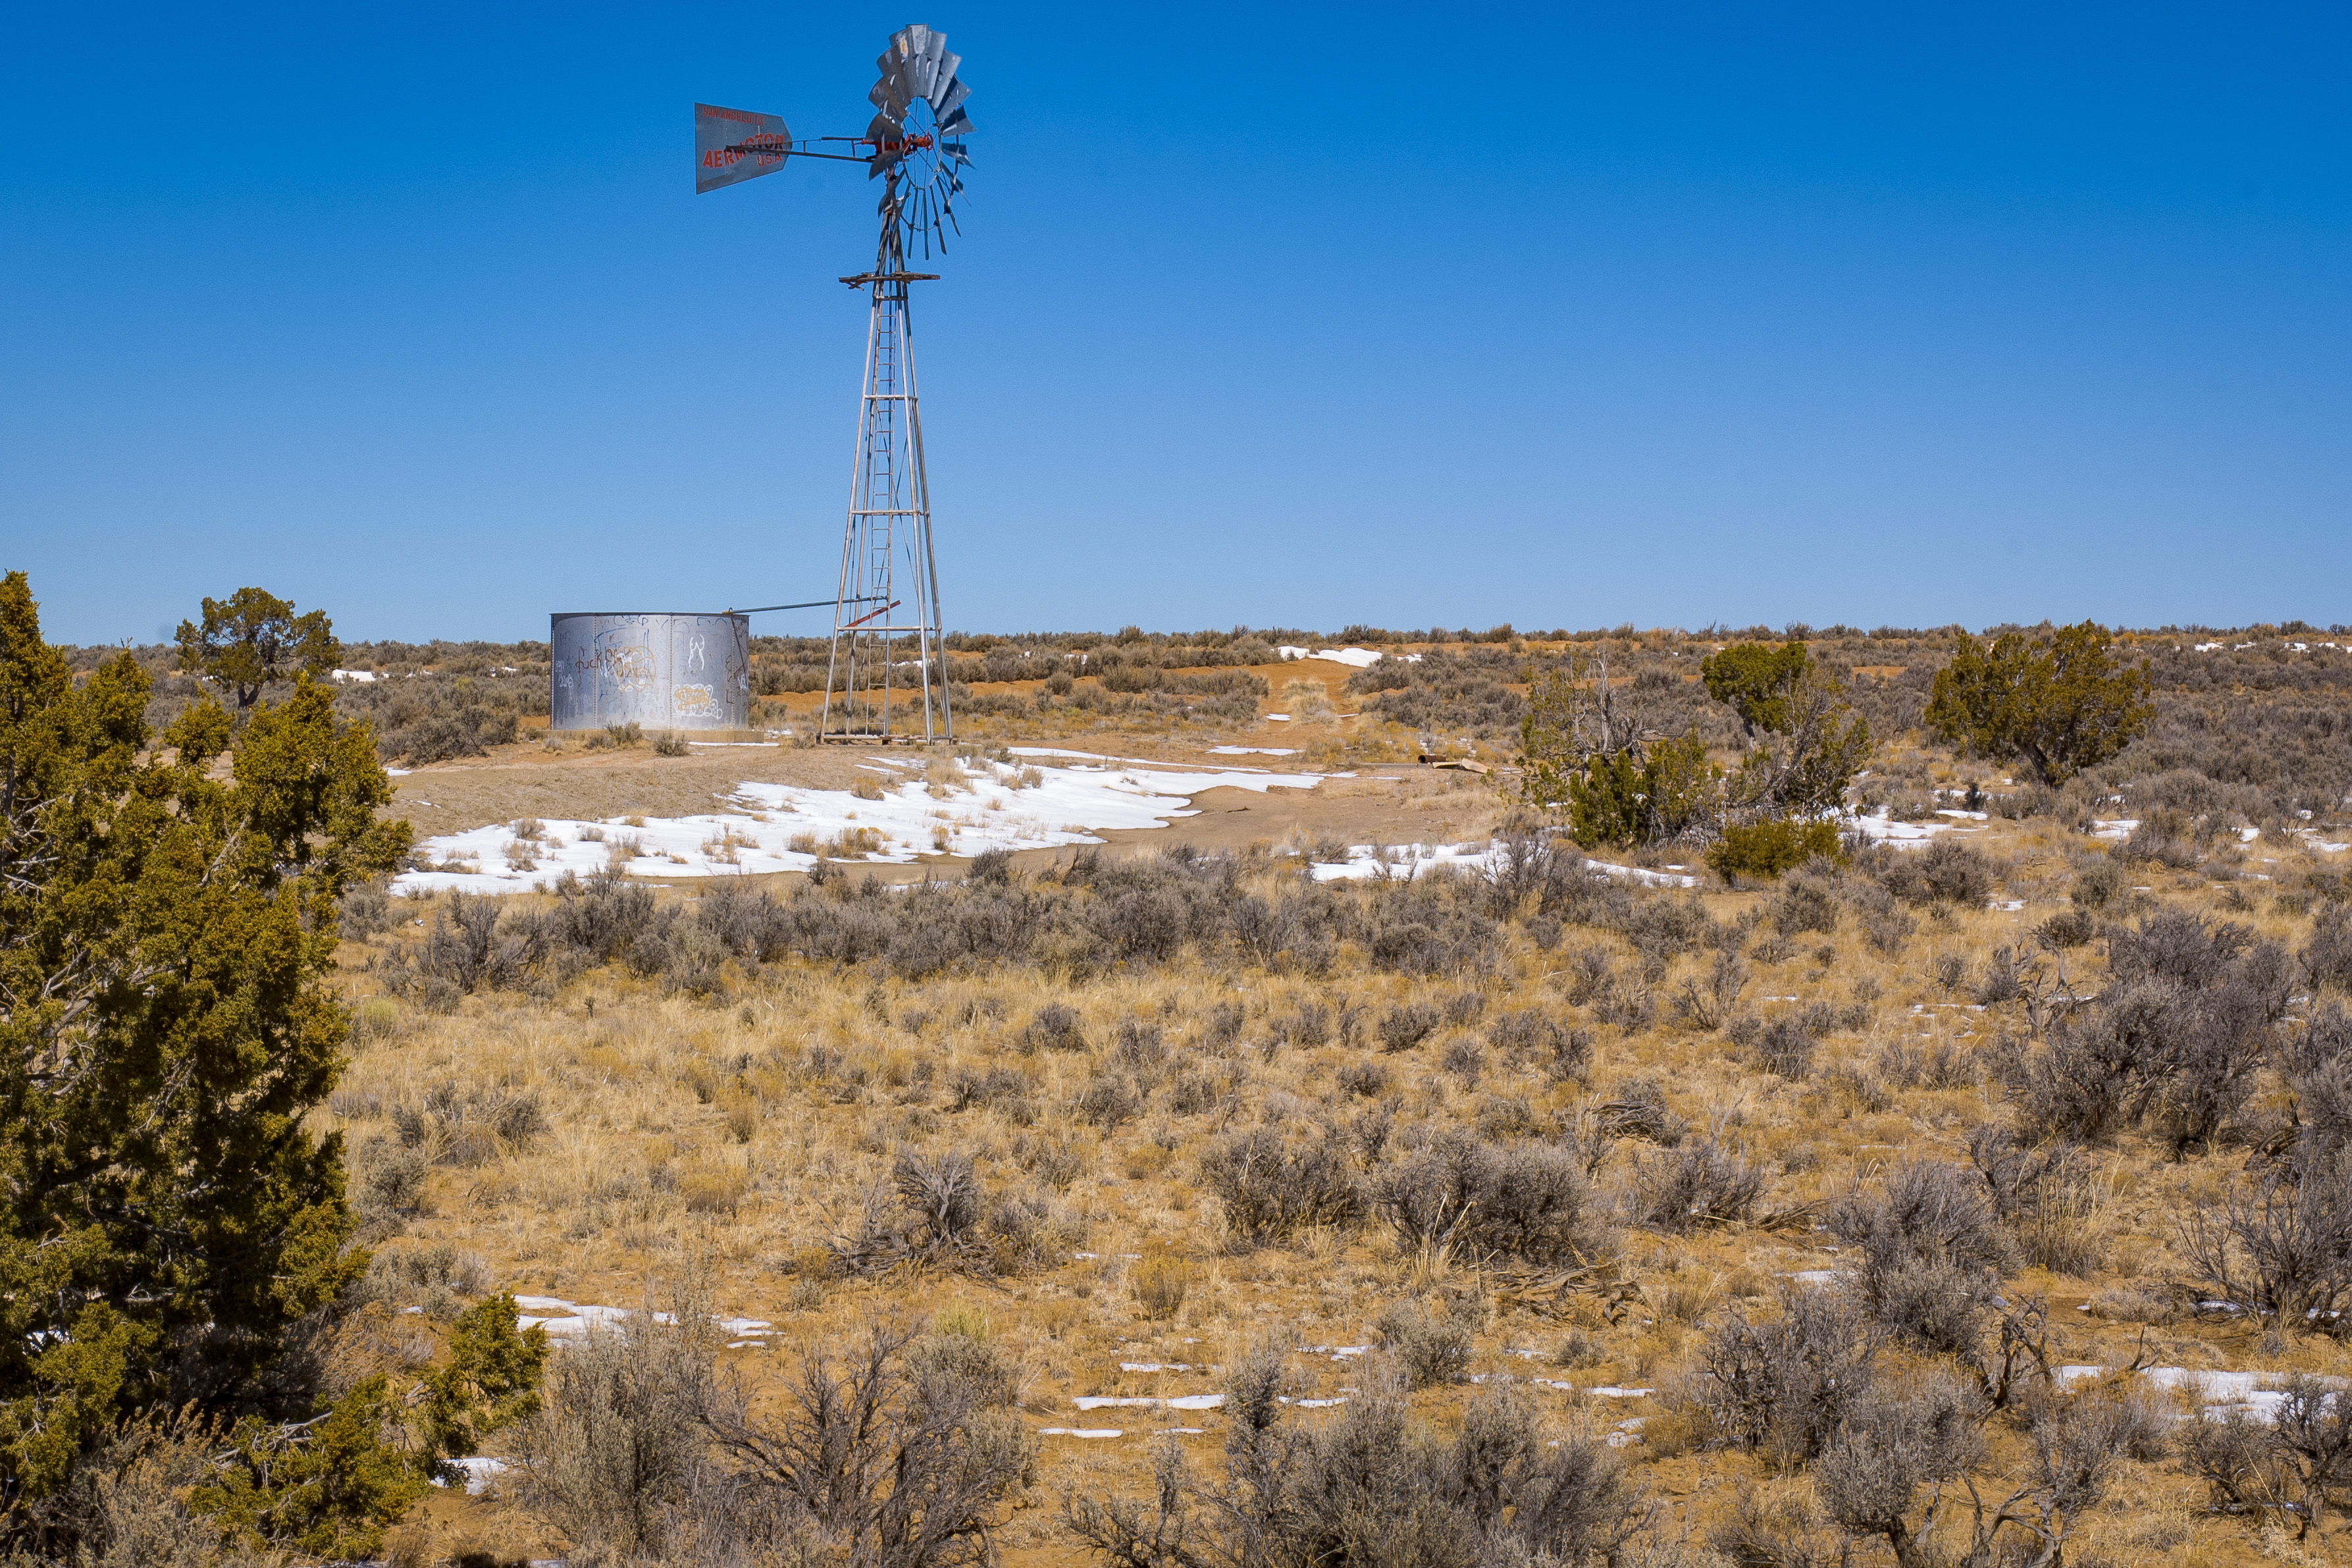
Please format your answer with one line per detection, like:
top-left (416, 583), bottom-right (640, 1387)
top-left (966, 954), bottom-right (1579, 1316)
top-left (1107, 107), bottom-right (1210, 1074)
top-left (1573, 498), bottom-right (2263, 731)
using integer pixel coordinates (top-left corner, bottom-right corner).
top-left (517, 1301), bottom-right (638, 1339)
top-left (1306, 840), bottom-right (1696, 889)
top-left (330, 669), bottom-right (379, 683)
top-left (1307, 842), bottom-right (1491, 882)
top-left (1471, 1374), bottom-right (1596, 1393)
top-left (515, 1300), bottom-right (766, 1346)
top-left (2195, 642), bottom-right (2223, 652)
top-left (2091, 819), bottom-right (2141, 841)
top-left (1210, 746), bottom-right (1299, 756)
top-left (1041, 1428), bottom-right (1124, 1438)
top-left (1936, 809), bottom-right (1990, 821)
top-left (394, 758), bottom-right (1324, 895)
top-left (1586, 860), bottom-right (1699, 889)
top-left (435, 1456), bottom-right (508, 1495)
top-left (1847, 812), bottom-right (1960, 849)
top-left (2053, 1365), bottom-right (2341, 1423)
top-left (1278, 646), bottom-right (1419, 668)
top-left (1588, 1386), bottom-right (1654, 1398)
top-left (1265, 714), bottom-right (1292, 721)
top-left (1073, 1394), bottom-right (1226, 1412)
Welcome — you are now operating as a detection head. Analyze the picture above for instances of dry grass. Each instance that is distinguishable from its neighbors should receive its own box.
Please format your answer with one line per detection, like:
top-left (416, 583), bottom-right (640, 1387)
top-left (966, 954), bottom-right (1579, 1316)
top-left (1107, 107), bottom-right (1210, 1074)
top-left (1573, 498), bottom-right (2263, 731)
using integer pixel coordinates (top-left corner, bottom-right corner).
top-left (330, 744), bottom-right (2352, 1565)
top-left (1279, 677), bottom-right (1338, 721)
top-left (1129, 1253), bottom-right (1190, 1320)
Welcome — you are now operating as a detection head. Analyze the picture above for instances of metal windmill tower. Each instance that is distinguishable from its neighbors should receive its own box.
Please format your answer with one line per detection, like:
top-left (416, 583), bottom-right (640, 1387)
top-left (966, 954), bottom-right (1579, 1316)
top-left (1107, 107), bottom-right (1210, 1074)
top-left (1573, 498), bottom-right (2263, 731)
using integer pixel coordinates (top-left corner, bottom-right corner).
top-left (695, 24), bottom-right (974, 742)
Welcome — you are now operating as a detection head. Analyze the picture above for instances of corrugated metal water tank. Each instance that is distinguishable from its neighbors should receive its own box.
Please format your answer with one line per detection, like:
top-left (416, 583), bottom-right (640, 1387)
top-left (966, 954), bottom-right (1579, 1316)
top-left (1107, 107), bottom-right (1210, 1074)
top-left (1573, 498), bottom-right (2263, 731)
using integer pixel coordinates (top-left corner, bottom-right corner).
top-left (550, 612), bottom-right (753, 732)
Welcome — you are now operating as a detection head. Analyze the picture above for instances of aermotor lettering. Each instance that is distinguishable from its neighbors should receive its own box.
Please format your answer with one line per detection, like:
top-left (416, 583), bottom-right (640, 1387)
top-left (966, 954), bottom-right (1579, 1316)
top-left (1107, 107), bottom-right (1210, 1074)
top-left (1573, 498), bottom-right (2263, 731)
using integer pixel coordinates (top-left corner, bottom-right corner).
top-left (700, 140), bottom-right (787, 170)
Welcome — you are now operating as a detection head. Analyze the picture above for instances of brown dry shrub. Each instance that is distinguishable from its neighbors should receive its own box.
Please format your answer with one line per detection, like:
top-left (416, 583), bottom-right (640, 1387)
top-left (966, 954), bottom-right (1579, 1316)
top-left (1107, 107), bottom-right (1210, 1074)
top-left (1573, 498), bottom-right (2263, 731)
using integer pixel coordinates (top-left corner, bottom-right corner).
top-left (1131, 1254), bottom-right (1190, 1320)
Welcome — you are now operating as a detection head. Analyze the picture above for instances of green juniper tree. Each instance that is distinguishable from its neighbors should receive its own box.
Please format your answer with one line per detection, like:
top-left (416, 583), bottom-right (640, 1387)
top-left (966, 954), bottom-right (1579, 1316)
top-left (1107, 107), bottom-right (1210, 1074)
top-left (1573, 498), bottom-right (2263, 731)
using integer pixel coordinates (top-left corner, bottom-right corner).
top-left (1692, 640), bottom-right (1872, 879)
top-left (174, 587), bottom-right (340, 714)
top-left (1701, 639), bottom-right (1812, 741)
top-left (1519, 650), bottom-right (1723, 849)
top-left (1925, 620), bottom-right (2153, 787)
top-left (0, 571), bottom-right (413, 1549)
top-left (1700, 640), bottom-right (1872, 819)
top-left (194, 1293), bottom-right (546, 1558)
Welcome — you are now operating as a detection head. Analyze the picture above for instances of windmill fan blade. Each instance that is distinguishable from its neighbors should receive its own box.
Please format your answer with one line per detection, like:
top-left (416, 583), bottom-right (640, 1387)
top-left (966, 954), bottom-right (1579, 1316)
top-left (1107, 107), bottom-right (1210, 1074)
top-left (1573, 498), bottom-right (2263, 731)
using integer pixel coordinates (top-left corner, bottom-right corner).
top-left (871, 42), bottom-right (916, 115)
top-left (928, 53), bottom-right (963, 108)
top-left (933, 76), bottom-right (970, 119)
top-left (902, 52), bottom-right (938, 103)
top-left (912, 36), bottom-right (951, 100)
top-left (937, 104), bottom-right (974, 136)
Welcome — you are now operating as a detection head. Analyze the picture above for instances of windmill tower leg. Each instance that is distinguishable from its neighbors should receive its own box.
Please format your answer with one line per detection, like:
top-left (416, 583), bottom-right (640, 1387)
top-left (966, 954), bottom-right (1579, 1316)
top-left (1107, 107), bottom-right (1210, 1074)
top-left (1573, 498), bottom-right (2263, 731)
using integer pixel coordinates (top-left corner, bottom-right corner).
top-left (821, 197), bottom-right (950, 743)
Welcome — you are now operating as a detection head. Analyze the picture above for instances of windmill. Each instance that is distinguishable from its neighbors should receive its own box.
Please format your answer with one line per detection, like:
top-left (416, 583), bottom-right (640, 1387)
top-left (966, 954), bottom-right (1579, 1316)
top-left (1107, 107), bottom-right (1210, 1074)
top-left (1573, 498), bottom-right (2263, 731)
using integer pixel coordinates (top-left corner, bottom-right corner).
top-left (696, 24), bottom-right (974, 742)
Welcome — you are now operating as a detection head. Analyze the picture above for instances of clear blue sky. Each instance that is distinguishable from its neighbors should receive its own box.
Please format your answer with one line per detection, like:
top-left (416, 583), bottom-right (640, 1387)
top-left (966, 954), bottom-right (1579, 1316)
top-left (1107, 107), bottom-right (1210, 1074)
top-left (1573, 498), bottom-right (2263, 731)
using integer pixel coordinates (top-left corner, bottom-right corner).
top-left (4, 4), bottom-right (2347, 645)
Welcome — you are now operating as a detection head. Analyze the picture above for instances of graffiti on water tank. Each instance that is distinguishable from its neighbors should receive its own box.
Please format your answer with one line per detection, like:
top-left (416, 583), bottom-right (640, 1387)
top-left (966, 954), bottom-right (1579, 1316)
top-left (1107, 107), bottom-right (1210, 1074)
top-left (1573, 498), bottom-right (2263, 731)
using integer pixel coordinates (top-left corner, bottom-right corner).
top-left (673, 684), bottom-right (717, 717)
top-left (589, 634), bottom-right (655, 693)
